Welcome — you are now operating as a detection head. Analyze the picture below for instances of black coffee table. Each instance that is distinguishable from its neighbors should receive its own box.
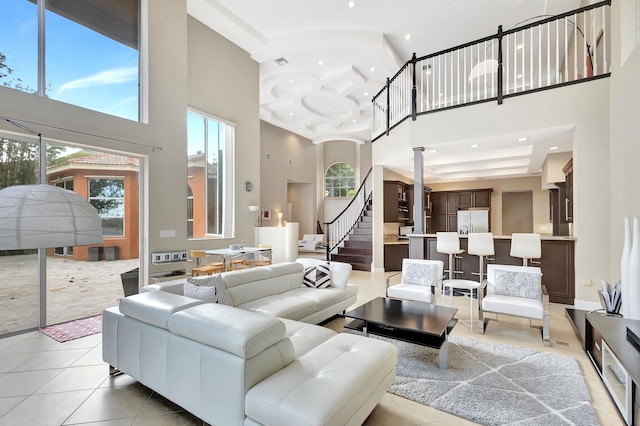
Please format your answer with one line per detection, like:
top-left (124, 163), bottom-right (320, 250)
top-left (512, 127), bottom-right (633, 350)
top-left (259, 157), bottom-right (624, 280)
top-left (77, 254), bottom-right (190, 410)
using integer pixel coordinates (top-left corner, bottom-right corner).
top-left (343, 297), bottom-right (458, 368)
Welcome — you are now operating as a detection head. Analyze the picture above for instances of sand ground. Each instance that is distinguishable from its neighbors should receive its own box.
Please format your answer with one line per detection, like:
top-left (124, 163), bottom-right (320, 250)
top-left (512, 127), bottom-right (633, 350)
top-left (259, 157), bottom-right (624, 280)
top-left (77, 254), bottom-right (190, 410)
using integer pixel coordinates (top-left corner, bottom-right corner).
top-left (0, 254), bottom-right (140, 335)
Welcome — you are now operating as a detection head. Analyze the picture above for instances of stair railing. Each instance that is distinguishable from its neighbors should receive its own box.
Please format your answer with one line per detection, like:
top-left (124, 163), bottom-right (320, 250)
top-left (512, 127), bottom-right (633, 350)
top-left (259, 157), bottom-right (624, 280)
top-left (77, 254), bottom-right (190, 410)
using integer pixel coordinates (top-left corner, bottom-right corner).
top-left (324, 168), bottom-right (373, 260)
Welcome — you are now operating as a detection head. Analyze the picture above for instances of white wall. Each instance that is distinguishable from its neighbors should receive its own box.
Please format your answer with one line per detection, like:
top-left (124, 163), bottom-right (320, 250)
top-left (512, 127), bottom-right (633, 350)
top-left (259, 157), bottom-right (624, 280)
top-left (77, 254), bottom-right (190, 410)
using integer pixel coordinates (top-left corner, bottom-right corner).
top-left (373, 79), bottom-right (611, 304)
top-left (609, 1), bottom-right (640, 288)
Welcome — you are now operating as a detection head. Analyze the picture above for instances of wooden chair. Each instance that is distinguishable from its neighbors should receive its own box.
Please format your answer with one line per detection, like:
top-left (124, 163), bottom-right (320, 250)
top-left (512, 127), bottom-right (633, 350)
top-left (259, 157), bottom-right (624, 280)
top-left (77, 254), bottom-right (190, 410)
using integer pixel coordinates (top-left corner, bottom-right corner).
top-left (190, 250), bottom-right (224, 276)
top-left (230, 252), bottom-right (254, 270)
top-left (253, 244), bottom-right (272, 267)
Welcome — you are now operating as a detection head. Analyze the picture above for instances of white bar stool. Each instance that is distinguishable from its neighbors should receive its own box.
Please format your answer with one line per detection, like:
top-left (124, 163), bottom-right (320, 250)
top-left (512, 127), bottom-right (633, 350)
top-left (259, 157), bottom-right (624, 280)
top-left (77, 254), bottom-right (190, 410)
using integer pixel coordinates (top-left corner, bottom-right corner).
top-left (468, 232), bottom-right (495, 283)
top-left (510, 233), bottom-right (541, 266)
top-left (437, 232), bottom-right (480, 330)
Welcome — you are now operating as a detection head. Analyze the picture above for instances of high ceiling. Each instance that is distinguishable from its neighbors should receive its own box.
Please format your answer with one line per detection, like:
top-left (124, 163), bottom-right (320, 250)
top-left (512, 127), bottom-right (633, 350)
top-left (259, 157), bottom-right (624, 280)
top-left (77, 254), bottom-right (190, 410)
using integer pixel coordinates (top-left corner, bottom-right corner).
top-left (188, 0), bottom-right (581, 182)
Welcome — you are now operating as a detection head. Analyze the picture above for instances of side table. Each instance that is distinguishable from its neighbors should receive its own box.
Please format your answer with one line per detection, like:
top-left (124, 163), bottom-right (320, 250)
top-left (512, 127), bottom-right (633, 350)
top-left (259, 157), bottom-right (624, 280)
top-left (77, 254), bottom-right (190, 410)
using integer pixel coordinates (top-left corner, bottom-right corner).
top-left (442, 279), bottom-right (481, 330)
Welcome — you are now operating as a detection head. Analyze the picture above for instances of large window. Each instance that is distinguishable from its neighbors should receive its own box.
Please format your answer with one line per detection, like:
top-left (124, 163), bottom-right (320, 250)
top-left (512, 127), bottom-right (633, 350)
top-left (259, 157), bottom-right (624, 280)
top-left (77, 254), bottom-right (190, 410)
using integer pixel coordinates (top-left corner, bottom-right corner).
top-left (89, 178), bottom-right (125, 236)
top-left (0, 0), bottom-right (140, 121)
top-left (325, 162), bottom-right (356, 197)
top-left (187, 110), bottom-right (234, 238)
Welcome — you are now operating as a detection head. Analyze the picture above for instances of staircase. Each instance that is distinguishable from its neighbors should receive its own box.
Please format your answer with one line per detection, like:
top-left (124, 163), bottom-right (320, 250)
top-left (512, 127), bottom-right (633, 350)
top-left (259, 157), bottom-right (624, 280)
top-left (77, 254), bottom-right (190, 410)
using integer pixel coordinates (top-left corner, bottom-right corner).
top-left (329, 201), bottom-right (372, 271)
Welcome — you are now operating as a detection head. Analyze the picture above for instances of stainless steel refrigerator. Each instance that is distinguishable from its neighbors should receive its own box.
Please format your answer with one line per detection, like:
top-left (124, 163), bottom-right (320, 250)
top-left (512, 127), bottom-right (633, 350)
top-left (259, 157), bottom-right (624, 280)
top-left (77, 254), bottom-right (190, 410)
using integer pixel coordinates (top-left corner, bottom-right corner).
top-left (457, 209), bottom-right (489, 234)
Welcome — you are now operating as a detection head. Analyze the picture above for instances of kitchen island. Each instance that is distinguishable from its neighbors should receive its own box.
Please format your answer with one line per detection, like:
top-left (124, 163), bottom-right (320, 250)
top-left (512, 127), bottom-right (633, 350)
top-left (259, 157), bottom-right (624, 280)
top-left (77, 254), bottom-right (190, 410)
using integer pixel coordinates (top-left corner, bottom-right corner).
top-left (408, 234), bottom-right (575, 304)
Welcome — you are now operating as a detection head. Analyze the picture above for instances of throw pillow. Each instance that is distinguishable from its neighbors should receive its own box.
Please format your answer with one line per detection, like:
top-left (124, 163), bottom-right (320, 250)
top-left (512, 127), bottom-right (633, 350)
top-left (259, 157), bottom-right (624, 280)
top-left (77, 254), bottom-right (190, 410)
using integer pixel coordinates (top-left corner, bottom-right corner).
top-left (403, 262), bottom-right (438, 286)
top-left (493, 269), bottom-right (543, 300)
top-left (303, 263), bottom-right (331, 288)
top-left (184, 275), bottom-right (218, 302)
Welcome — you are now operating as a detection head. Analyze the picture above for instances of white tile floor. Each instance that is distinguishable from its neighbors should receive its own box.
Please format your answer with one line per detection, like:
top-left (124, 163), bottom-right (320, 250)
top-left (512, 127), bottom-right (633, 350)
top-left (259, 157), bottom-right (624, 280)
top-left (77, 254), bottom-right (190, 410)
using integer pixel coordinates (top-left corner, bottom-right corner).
top-left (0, 270), bottom-right (625, 425)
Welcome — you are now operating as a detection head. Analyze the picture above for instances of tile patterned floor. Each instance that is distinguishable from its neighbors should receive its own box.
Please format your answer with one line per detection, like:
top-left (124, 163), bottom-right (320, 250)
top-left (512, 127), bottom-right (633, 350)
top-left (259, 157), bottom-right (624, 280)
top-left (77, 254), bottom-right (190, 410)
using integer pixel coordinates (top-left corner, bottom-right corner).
top-left (0, 270), bottom-right (625, 425)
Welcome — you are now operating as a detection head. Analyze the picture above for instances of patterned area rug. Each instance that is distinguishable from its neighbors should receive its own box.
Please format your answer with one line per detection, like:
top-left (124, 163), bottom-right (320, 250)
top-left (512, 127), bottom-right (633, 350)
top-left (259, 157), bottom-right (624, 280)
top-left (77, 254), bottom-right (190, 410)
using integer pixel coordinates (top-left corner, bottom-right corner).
top-left (383, 334), bottom-right (599, 426)
top-left (40, 314), bottom-right (102, 343)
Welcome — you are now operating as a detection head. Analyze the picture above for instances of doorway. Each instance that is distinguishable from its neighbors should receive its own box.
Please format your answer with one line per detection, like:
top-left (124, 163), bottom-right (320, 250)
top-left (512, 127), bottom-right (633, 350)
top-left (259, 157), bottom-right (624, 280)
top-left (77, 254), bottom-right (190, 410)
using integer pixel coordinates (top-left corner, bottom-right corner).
top-left (287, 183), bottom-right (314, 237)
top-left (502, 191), bottom-right (533, 234)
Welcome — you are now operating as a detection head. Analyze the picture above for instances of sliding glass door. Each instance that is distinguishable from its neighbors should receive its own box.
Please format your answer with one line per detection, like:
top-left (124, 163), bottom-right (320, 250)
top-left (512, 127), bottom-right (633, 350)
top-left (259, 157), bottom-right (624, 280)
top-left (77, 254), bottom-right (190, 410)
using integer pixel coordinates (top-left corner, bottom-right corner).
top-left (0, 134), bottom-right (142, 336)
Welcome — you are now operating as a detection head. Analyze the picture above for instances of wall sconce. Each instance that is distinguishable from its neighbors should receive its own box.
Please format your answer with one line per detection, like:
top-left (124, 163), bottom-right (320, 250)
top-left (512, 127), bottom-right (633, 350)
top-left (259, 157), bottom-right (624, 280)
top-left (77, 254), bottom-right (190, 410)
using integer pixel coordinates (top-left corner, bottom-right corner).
top-left (248, 205), bottom-right (261, 227)
top-left (277, 211), bottom-right (283, 227)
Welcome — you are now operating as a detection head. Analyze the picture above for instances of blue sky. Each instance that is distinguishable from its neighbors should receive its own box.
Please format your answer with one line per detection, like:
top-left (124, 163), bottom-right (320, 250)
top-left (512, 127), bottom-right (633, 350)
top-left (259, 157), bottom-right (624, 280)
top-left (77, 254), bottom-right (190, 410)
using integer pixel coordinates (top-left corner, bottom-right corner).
top-left (1, 0), bottom-right (139, 121)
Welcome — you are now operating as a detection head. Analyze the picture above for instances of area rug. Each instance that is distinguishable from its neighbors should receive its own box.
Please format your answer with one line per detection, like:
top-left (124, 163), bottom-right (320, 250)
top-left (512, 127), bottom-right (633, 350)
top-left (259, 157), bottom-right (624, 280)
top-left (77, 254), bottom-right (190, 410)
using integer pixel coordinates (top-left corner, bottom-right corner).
top-left (382, 334), bottom-right (599, 426)
top-left (40, 314), bottom-right (102, 343)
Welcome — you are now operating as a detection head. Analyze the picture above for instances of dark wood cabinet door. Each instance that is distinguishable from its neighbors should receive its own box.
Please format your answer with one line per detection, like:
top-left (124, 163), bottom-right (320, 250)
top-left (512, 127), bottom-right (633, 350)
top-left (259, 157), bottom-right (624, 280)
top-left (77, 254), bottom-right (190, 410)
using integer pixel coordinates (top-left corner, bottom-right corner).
top-left (473, 191), bottom-right (491, 208)
top-left (446, 193), bottom-right (458, 214)
top-left (538, 240), bottom-right (575, 304)
top-left (384, 244), bottom-right (409, 271)
top-left (432, 192), bottom-right (448, 215)
top-left (458, 192), bottom-right (472, 209)
top-left (383, 182), bottom-right (398, 222)
top-left (431, 214), bottom-right (448, 233)
top-left (447, 214), bottom-right (458, 232)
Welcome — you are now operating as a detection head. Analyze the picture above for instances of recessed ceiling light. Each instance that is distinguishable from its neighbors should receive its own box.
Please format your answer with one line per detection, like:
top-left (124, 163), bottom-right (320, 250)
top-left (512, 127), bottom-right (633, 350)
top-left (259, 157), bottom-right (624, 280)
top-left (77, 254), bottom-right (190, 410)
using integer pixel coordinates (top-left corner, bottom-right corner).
top-left (364, 92), bottom-right (368, 96)
top-left (470, 144), bottom-right (479, 148)
top-left (352, 119), bottom-right (357, 123)
top-left (298, 130), bottom-right (303, 133)
top-left (289, 112), bottom-right (294, 116)
top-left (429, 149), bottom-right (438, 153)
top-left (348, 1), bottom-right (355, 8)
top-left (517, 137), bottom-right (528, 142)
top-left (550, 146), bottom-right (559, 150)
top-left (370, 66), bottom-right (376, 72)
top-left (318, 60), bottom-right (323, 65)
top-left (288, 80), bottom-right (294, 83)
top-left (405, 34), bottom-right (411, 40)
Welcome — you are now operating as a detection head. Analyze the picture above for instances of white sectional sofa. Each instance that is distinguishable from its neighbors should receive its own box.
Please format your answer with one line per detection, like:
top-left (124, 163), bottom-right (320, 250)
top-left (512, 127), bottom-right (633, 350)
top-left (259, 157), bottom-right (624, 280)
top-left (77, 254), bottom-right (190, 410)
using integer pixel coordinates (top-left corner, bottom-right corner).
top-left (103, 289), bottom-right (397, 425)
top-left (144, 260), bottom-right (357, 324)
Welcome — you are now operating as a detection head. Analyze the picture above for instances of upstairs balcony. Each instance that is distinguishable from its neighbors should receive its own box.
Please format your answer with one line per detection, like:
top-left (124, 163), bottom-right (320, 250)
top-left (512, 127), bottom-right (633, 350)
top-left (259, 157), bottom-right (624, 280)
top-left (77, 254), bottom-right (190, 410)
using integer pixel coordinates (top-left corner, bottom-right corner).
top-left (372, 1), bottom-right (611, 141)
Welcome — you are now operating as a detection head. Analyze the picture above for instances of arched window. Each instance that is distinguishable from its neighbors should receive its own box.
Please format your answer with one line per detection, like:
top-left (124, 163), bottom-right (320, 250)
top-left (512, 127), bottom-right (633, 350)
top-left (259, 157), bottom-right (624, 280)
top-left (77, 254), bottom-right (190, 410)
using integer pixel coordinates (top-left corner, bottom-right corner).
top-left (325, 163), bottom-right (356, 197)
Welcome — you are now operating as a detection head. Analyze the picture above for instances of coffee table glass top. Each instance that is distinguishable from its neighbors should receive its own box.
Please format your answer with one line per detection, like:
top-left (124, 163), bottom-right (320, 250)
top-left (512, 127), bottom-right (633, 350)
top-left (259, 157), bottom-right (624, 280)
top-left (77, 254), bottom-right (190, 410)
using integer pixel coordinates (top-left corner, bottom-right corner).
top-left (344, 297), bottom-right (457, 337)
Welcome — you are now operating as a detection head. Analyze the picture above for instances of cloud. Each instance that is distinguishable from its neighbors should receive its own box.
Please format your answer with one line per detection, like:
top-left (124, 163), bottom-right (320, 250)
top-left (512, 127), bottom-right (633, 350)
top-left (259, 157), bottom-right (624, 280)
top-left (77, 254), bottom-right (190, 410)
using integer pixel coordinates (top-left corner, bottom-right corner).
top-left (57, 66), bottom-right (138, 93)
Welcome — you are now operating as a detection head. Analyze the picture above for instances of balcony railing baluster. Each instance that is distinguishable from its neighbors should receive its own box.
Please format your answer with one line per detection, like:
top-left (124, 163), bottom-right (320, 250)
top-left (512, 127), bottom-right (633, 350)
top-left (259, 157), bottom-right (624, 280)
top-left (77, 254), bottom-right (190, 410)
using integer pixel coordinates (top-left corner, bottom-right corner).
top-left (372, 1), bottom-right (610, 141)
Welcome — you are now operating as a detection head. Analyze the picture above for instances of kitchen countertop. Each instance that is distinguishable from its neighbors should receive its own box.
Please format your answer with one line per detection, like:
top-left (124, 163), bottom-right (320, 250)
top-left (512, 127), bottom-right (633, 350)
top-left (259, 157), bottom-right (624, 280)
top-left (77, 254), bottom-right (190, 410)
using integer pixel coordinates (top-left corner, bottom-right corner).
top-left (384, 234), bottom-right (409, 245)
top-left (407, 234), bottom-right (576, 241)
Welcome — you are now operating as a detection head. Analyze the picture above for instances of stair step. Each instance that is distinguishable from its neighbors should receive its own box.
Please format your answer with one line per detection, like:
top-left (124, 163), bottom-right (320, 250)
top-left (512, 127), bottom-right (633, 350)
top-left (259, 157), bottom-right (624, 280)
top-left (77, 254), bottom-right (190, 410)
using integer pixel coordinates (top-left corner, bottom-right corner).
top-left (357, 221), bottom-right (372, 228)
top-left (352, 227), bottom-right (372, 235)
top-left (338, 247), bottom-right (371, 255)
top-left (350, 263), bottom-right (371, 271)
top-left (347, 234), bottom-right (372, 242)
top-left (360, 215), bottom-right (372, 222)
top-left (344, 240), bottom-right (371, 249)
top-left (331, 253), bottom-right (372, 265)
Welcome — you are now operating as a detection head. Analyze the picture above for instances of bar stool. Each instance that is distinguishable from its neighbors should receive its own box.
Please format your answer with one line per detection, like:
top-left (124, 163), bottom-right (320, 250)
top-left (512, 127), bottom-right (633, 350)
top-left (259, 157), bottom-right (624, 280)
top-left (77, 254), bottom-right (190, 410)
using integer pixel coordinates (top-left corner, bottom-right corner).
top-left (510, 233), bottom-right (541, 266)
top-left (437, 232), bottom-right (481, 330)
top-left (468, 232), bottom-right (495, 283)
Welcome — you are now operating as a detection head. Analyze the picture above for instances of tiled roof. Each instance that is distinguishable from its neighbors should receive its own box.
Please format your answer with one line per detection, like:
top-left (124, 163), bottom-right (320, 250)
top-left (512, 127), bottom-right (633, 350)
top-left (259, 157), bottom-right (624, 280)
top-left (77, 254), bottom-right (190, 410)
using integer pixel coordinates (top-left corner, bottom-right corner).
top-left (68, 153), bottom-right (139, 166)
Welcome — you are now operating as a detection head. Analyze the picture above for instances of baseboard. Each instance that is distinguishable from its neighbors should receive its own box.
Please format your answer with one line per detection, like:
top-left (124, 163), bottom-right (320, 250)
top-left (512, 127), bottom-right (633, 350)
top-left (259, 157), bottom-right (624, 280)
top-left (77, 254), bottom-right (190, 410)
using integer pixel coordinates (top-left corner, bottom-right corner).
top-left (371, 267), bottom-right (385, 273)
top-left (573, 299), bottom-right (602, 311)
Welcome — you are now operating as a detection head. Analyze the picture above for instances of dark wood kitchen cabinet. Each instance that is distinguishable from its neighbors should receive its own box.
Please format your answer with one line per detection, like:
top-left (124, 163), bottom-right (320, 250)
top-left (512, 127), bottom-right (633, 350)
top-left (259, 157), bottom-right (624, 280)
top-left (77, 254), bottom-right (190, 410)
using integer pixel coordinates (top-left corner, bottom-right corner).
top-left (429, 189), bottom-right (492, 233)
top-left (563, 159), bottom-right (573, 223)
top-left (384, 181), bottom-right (412, 223)
top-left (458, 189), bottom-right (492, 209)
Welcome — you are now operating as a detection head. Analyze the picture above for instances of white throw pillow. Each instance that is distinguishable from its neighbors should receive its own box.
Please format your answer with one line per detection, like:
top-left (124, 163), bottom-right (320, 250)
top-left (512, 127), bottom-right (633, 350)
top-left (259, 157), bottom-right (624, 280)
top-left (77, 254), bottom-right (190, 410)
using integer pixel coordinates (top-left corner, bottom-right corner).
top-left (303, 263), bottom-right (331, 288)
top-left (493, 269), bottom-right (543, 300)
top-left (329, 261), bottom-right (352, 289)
top-left (184, 275), bottom-right (218, 302)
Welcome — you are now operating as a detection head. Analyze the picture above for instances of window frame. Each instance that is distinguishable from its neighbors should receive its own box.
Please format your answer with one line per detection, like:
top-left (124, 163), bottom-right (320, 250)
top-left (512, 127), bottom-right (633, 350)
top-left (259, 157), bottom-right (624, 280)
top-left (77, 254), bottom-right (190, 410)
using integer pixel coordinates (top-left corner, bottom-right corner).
top-left (186, 108), bottom-right (235, 239)
top-left (87, 177), bottom-right (126, 237)
top-left (325, 162), bottom-right (356, 198)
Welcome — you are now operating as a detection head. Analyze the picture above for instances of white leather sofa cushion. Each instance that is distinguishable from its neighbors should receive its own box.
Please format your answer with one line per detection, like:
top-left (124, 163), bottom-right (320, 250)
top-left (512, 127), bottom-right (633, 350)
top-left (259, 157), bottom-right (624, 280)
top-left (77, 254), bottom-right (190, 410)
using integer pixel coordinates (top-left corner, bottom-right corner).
top-left (280, 318), bottom-right (336, 357)
top-left (482, 294), bottom-right (544, 319)
top-left (388, 284), bottom-right (434, 303)
top-left (119, 291), bottom-right (205, 330)
top-left (168, 303), bottom-right (286, 359)
top-left (222, 263), bottom-right (305, 306)
top-left (238, 291), bottom-right (318, 319)
top-left (245, 333), bottom-right (397, 426)
top-left (296, 285), bottom-right (359, 311)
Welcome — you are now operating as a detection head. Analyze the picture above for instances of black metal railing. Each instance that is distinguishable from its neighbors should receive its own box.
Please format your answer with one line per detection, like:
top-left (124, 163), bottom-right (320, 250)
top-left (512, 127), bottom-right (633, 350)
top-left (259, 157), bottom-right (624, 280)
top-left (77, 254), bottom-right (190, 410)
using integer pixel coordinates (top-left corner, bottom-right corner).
top-left (372, 0), bottom-right (611, 141)
top-left (324, 167), bottom-right (373, 259)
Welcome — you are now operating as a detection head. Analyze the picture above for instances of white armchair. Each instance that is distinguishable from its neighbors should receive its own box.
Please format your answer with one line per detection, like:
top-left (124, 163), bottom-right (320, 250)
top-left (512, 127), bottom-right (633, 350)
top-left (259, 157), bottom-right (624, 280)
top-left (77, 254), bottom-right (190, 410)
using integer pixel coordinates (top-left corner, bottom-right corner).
top-left (480, 264), bottom-right (549, 346)
top-left (386, 259), bottom-right (444, 304)
top-left (298, 234), bottom-right (325, 252)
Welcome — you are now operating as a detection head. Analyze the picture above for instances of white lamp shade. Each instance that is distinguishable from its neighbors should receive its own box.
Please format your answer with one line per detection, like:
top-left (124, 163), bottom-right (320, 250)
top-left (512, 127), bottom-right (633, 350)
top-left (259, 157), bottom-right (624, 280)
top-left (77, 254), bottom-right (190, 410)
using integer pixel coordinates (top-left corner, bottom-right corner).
top-left (0, 184), bottom-right (103, 250)
top-left (248, 205), bottom-right (260, 212)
